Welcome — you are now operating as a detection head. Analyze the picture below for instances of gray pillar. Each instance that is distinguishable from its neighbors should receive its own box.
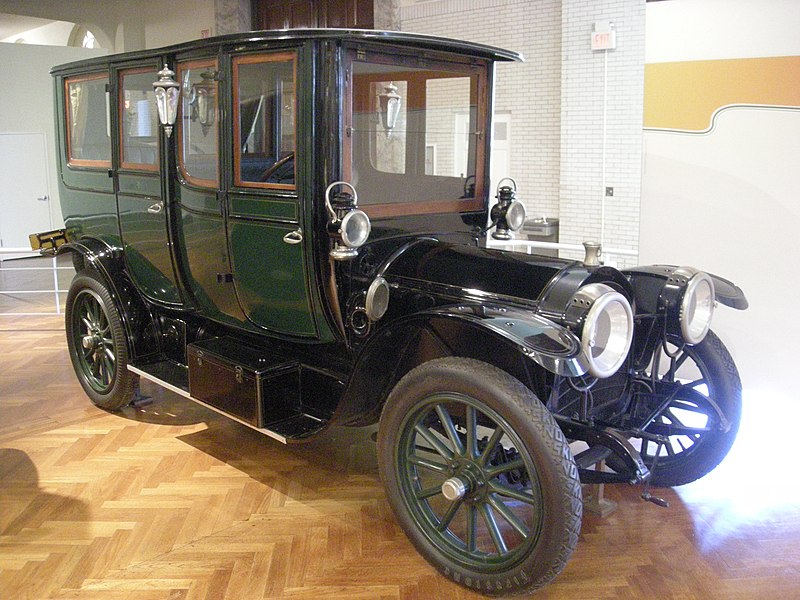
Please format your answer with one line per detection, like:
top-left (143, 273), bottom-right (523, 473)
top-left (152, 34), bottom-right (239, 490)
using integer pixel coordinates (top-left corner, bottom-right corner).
top-left (374, 0), bottom-right (400, 31)
top-left (215, 0), bottom-right (252, 36)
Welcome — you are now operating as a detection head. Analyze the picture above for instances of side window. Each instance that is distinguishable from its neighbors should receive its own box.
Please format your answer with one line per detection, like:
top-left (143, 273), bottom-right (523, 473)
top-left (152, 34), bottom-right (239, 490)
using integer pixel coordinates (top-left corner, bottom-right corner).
top-left (233, 53), bottom-right (296, 189)
top-left (119, 68), bottom-right (160, 171)
top-left (177, 59), bottom-right (219, 187)
top-left (65, 73), bottom-right (111, 167)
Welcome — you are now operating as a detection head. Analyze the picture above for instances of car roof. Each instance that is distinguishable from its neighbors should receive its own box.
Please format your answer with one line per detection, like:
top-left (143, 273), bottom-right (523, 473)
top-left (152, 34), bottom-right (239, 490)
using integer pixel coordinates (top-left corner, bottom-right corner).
top-left (51, 28), bottom-right (523, 75)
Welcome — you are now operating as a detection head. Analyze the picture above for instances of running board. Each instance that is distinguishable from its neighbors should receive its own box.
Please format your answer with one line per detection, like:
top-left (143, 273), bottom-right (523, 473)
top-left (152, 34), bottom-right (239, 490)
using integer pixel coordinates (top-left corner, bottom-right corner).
top-left (129, 357), bottom-right (328, 444)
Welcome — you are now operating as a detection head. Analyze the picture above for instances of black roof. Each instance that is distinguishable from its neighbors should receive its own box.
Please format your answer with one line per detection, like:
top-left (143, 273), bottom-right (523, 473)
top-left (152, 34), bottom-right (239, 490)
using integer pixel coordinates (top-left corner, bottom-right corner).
top-left (51, 28), bottom-right (523, 74)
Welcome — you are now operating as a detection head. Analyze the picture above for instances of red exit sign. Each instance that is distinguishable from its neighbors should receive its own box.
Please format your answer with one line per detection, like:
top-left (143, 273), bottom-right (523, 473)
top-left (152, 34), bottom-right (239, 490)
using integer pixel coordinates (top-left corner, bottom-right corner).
top-left (591, 30), bottom-right (616, 51)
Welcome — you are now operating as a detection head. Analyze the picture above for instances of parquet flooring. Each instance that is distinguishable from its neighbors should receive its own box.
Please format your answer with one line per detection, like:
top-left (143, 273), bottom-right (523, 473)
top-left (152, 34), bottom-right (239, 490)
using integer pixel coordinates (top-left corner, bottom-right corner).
top-left (1, 314), bottom-right (799, 599)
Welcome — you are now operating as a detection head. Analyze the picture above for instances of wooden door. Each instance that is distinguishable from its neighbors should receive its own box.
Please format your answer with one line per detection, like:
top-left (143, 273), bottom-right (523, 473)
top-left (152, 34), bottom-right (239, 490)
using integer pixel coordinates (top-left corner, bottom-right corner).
top-left (253, 0), bottom-right (373, 30)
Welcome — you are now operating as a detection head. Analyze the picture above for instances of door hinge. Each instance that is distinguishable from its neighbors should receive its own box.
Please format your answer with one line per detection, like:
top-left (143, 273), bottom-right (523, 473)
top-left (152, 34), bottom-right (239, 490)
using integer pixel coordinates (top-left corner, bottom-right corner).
top-left (216, 273), bottom-right (233, 284)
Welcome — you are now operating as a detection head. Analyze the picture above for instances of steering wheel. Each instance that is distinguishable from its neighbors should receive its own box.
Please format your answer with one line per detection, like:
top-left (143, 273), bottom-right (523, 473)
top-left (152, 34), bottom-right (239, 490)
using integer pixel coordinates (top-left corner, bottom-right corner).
top-left (259, 152), bottom-right (295, 183)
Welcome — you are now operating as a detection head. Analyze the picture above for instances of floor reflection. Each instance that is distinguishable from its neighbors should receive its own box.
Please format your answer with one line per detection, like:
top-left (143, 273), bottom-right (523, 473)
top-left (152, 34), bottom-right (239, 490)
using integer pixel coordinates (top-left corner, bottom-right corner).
top-left (675, 386), bottom-right (800, 552)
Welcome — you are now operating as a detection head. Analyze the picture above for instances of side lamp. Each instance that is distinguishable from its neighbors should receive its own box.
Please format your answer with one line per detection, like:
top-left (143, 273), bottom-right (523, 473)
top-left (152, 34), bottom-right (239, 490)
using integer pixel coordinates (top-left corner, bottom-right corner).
top-left (377, 82), bottom-right (401, 137)
top-left (490, 177), bottom-right (527, 240)
top-left (153, 63), bottom-right (180, 137)
top-left (193, 70), bottom-right (216, 131)
top-left (325, 181), bottom-right (371, 261)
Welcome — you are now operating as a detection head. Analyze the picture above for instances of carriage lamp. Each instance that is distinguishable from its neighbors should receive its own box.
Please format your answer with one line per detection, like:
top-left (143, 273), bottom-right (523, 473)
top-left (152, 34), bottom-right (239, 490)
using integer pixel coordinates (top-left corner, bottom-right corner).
top-left (377, 82), bottom-right (401, 137)
top-left (325, 181), bottom-right (371, 261)
top-left (153, 64), bottom-right (180, 137)
top-left (193, 70), bottom-right (216, 131)
top-left (491, 177), bottom-right (527, 240)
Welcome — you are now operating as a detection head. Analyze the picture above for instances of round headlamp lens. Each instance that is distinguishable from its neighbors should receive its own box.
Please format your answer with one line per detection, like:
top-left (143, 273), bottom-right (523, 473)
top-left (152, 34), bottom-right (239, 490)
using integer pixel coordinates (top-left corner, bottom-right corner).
top-left (577, 284), bottom-right (634, 378)
top-left (681, 272), bottom-right (714, 344)
top-left (340, 210), bottom-right (371, 248)
top-left (506, 201), bottom-right (527, 231)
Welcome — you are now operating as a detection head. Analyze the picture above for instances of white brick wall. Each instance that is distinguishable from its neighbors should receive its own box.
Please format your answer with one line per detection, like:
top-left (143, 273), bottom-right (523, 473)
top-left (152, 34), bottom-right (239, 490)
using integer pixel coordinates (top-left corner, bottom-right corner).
top-left (559, 0), bottom-right (644, 267)
top-left (400, 0), bottom-right (645, 267)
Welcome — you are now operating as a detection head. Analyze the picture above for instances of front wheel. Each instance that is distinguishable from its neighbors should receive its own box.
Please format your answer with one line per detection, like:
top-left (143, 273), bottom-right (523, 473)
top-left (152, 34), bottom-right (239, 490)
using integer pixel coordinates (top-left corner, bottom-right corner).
top-left (65, 270), bottom-right (138, 411)
top-left (378, 358), bottom-right (582, 596)
top-left (630, 330), bottom-right (742, 487)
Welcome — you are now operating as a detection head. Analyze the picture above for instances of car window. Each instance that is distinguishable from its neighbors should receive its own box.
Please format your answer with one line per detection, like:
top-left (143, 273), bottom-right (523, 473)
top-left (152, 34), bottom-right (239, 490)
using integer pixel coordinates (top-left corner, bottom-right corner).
top-left (233, 53), bottom-right (296, 190)
top-left (177, 59), bottom-right (219, 187)
top-left (119, 68), bottom-right (160, 171)
top-left (65, 73), bottom-right (111, 167)
top-left (349, 56), bottom-right (486, 217)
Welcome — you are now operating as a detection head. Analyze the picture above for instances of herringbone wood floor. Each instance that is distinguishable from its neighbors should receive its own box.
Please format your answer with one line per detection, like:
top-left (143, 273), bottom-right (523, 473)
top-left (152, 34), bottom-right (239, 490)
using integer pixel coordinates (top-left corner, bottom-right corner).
top-left (1, 315), bottom-right (798, 599)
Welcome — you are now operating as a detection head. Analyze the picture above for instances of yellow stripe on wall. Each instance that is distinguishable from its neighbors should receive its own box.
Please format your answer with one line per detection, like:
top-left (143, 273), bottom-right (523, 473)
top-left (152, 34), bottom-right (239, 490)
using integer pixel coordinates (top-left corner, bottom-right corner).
top-left (644, 56), bottom-right (800, 131)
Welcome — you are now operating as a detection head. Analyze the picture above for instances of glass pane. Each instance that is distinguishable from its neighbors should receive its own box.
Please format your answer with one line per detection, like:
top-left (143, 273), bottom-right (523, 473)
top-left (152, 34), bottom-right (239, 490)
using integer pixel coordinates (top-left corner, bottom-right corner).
top-left (235, 55), bottom-right (296, 187)
top-left (178, 61), bottom-right (219, 186)
top-left (120, 70), bottom-right (160, 169)
top-left (352, 61), bottom-right (479, 207)
top-left (66, 75), bottom-right (110, 165)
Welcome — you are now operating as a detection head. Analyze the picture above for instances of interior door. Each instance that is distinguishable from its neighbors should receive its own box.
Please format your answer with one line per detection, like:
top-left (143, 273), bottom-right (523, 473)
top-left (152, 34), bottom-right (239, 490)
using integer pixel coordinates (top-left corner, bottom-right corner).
top-left (115, 64), bottom-right (183, 305)
top-left (0, 133), bottom-right (53, 251)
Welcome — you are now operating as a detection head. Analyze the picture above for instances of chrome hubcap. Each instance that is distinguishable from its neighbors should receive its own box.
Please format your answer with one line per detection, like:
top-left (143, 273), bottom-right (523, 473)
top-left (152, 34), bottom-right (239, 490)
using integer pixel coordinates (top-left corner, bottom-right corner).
top-left (441, 477), bottom-right (468, 501)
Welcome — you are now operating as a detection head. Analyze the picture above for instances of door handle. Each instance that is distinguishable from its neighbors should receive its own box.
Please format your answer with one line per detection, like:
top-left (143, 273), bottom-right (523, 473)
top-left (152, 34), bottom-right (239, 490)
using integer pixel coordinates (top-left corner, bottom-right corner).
top-left (283, 228), bottom-right (303, 244)
top-left (147, 202), bottom-right (163, 214)
top-left (37, 195), bottom-right (49, 202)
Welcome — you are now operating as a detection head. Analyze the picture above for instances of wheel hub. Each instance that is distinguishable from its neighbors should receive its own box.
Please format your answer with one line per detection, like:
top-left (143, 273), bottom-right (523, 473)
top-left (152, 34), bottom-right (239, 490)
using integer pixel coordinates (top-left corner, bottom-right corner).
top-left (82, 334), bottom-right (102, 350)
top-left (444, 461), bottom-right (486, 501)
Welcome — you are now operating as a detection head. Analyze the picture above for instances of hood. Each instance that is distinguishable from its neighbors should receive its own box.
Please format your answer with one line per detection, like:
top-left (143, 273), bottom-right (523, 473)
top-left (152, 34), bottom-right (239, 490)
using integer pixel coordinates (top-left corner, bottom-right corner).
top-left (380, 238), bottom-right (572, 305)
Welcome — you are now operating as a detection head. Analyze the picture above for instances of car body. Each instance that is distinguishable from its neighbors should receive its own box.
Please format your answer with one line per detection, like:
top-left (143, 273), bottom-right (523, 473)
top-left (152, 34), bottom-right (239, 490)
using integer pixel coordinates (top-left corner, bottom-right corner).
top-left (32, 29), bottom-right (747, 596)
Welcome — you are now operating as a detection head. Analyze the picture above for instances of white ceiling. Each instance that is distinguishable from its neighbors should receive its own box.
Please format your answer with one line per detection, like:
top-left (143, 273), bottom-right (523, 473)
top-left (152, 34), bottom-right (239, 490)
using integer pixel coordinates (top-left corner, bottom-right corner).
top-left (0, 13), bottom-right (58, 41)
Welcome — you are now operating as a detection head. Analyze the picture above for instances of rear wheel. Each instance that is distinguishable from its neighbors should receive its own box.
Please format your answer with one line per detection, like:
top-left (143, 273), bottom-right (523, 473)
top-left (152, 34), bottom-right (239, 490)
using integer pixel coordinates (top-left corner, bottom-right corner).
top-left (65, 270), bottom-right (138, 411)
top-left (378, 358), bottom-right (581, 596)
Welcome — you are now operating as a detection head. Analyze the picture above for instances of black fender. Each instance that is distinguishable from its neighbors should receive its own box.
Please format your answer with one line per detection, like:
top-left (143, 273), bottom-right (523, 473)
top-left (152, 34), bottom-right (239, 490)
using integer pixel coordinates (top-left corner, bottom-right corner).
top-left (59, 239), bottom-right (160, 360)
top-left (332, 305), bottom-right (587, 426)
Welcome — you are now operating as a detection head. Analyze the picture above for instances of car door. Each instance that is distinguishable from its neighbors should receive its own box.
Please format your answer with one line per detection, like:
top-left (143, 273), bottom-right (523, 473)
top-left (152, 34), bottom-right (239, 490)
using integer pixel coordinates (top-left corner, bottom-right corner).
top-left (226, 49), bottom-right (318, 337)
top-left (172, 56), bottom-right (248, 324)
top-left (115, 63), bottom-right (183, 305)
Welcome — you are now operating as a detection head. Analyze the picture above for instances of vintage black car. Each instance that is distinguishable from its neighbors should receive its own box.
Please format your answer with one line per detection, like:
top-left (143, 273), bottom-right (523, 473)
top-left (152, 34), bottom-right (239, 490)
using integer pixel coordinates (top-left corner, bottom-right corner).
top-left (32, 29), bottom-right (747, 596)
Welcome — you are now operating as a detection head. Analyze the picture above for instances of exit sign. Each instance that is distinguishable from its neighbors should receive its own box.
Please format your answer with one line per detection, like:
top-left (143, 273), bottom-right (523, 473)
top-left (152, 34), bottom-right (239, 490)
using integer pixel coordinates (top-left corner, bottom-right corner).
top-left (591, 30), bottom-right (616, 50)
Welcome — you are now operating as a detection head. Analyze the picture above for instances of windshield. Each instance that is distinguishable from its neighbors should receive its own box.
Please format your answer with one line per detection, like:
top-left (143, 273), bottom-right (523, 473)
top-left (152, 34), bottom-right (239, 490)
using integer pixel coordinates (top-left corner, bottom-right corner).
top-left (348, 54), bottom-right (487, 217)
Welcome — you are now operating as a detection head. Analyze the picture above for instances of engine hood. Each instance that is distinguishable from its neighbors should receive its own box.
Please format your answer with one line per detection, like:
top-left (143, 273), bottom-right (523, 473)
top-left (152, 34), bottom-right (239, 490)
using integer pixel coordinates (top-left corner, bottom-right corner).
top-left (379, 238), bottom-right (571, 305)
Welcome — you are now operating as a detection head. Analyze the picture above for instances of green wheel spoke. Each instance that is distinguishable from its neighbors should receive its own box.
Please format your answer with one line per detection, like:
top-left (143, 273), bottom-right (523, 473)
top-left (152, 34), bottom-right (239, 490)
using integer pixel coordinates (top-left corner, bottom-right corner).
top-left (414, 423), bottom-right (454, 461)
top-left (465, 405), bottom-right (478, 459)
top-left (436, 498), bottom-right (463, 532)
top-left (407, 454), bottom-right (449, 474)
top-left (478, 503), bottom-right (508, 555)
top-left (416, 485), bottom-right (443, 500)
top-left (485, 457), bottom-right (525, 478)
top-left (487, 494), bottom-right (530, 539)
top-left (488, 481), bottom-right (538, 506)
top-left (435, 405), bottom-right (465, 456)
top-left (465, 504), bottom-right (477, 552)
top-left (478, 426), bottom-right (505, 466)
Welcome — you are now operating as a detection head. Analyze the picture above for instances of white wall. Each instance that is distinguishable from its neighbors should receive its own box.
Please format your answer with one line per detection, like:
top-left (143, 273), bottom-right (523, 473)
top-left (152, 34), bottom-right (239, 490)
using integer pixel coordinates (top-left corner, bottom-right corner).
top-left (640, 0), bottom-right (800, 395)
top-left (0, 43), bottom-right (108, 230)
